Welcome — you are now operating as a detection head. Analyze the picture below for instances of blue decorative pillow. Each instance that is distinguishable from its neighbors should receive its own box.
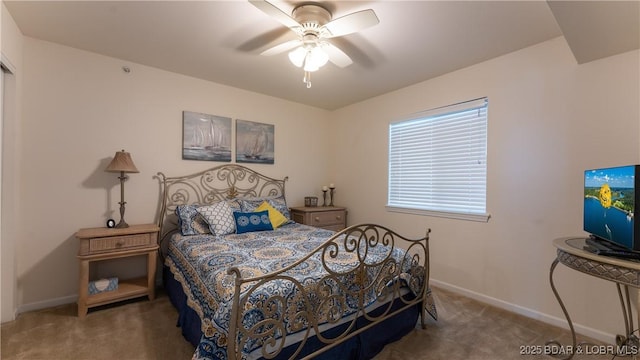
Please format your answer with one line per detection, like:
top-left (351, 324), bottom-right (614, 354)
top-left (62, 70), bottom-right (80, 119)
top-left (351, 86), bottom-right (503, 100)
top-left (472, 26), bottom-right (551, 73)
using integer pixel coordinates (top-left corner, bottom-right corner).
top-left (233, 210), bottom-right (273, 234)
top-left (175, 205), bottom-right (211, 236)
top-left (238, 195), bottom-right (292, 221)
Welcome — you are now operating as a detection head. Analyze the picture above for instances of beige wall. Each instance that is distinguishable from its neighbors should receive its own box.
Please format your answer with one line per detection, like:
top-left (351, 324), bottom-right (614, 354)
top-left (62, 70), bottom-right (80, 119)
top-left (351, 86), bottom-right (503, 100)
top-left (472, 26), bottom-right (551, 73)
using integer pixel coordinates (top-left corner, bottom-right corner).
top-left (1, 1), bottom-right (23, 323)
top-left (15, 37), bottom-right (333, 310)
top-left (331, 37), bottom-right (640, 342)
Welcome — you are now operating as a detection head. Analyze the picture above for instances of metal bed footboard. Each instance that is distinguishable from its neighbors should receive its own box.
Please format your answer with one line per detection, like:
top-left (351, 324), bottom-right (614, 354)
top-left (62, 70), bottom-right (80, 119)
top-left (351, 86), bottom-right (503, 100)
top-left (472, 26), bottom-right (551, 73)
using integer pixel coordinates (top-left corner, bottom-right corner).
top-left (226, 224), bottom-right (431, 360)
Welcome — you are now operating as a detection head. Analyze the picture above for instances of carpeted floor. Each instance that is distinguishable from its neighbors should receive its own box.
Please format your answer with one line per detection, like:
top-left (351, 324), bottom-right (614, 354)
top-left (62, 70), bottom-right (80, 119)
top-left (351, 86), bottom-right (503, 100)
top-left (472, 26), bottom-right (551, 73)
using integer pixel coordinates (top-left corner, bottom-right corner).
top-left (1, 286), bottom-right (612, 360)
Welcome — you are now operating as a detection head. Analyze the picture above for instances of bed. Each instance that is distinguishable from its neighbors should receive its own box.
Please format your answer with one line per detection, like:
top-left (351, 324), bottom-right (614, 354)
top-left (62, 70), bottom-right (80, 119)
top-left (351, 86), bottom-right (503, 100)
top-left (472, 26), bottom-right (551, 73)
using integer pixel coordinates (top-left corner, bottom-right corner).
top-left (156, 164), bottom-right (437, 360)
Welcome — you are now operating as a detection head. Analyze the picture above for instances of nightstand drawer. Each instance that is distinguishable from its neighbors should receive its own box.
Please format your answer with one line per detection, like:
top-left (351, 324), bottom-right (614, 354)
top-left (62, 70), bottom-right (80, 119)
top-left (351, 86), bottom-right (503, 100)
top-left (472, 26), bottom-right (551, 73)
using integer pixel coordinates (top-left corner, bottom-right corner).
top-left (311, 211), bottom-right (345, 226)
top-left (77, 224), bottom-right (159, 256)
top-left (89, 233), bottom-right (152, 253)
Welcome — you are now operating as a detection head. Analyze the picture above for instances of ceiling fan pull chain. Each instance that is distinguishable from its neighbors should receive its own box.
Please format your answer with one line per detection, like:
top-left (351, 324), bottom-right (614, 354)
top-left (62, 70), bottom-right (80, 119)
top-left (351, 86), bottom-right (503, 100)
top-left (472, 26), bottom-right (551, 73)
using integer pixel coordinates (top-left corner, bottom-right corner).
top-left (304, 71), bottom-right (312, 88)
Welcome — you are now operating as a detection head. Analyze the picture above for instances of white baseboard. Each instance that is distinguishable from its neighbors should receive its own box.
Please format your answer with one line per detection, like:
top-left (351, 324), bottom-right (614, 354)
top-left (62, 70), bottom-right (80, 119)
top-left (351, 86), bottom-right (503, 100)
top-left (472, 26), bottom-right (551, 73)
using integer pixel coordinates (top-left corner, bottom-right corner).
top-left (17, 294), bottom-right (77, 315)
top-left (0, 308), bottom-right (18, 324)
top-left (430, 278), bottom-right (617, 345)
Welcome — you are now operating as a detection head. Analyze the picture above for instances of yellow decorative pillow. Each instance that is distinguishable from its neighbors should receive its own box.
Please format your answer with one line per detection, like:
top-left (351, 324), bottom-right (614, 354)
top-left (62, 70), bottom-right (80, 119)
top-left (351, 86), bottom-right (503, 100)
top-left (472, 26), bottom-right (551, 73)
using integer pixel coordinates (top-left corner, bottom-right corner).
top-left (255, 201), bottom-right (288, 229)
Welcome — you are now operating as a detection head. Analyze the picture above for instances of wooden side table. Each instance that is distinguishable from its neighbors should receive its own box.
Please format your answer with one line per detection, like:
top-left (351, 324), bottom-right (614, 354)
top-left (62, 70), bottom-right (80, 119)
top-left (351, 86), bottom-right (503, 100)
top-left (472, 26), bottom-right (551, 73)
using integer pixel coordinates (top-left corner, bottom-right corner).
top-left (76, 223), bottom-right (159, 318)
top-left (289, 206), bottom-right (347, 231)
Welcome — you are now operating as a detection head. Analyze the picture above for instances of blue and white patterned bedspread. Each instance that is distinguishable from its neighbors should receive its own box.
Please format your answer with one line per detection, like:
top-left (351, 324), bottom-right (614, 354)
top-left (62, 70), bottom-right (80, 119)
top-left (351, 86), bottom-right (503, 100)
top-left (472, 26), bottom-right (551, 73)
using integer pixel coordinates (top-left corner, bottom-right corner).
top-left (166, 222), bottom-right (434, 360)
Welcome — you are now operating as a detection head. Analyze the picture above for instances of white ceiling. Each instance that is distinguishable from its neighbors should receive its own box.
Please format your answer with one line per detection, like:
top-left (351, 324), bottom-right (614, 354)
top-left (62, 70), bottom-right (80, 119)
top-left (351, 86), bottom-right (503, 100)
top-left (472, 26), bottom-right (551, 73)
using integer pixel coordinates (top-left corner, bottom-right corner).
top-left (4, 1), bottom-right (639, 110)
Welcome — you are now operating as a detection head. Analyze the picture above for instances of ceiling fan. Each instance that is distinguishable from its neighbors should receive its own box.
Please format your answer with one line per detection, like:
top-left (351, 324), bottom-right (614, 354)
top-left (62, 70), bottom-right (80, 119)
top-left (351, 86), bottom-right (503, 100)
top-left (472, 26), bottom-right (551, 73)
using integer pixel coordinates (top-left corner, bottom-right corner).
top-left (249, 0), bottom-right (379, 88)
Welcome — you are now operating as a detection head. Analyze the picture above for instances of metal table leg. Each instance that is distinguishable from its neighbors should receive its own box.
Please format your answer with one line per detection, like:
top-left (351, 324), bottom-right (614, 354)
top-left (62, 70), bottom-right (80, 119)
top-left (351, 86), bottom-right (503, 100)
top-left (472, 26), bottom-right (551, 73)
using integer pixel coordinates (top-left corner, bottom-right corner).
top-left (615, 284), bottom-right (639, 352)
top-left (546, 258), bottom-right (577, 360)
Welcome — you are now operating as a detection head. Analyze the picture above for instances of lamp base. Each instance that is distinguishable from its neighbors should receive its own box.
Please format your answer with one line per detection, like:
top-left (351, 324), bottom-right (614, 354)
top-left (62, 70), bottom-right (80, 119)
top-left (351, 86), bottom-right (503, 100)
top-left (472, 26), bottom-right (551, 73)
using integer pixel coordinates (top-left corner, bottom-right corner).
top-left (115, 219), bottom-right (129, 228)
top-left (116, 193), bottom-right (129, 228)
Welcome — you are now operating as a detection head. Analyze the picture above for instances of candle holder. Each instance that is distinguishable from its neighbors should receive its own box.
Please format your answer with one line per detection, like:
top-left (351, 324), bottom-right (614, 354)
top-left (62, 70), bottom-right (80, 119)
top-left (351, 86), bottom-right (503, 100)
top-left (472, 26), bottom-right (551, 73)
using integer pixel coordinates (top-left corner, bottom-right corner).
top-left (329, 186), bottom-right (335, 207)
top-left (322, 190), bottom-right (328, 206)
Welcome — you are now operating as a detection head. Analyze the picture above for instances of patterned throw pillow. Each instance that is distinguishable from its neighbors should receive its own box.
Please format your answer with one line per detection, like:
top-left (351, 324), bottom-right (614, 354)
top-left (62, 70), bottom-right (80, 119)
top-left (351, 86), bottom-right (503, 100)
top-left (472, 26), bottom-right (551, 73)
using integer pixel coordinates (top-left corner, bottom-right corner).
top-left (233, 210), bottom-right (273, 234)
top-left (226, 199), bottom-right (241, 212)
top-left (238, 195), bottom-right (291, 221)
top-left (255, 201), bottom-right (288, 229)
top-left (197, 201), bottom-right (236, 236)
top-left (175, 205), bottom-right (211, 236)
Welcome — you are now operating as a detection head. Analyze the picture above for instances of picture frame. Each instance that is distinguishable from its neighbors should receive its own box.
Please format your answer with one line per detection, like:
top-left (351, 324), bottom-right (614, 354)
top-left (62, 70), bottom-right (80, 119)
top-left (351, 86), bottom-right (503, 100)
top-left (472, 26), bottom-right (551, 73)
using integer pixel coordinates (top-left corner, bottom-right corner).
top-left (236, 119), bottom-right (274, 164)
top-left (182, 111), bottom-right (232, 162)
top-left (304, 197), bottom-right (318, 207)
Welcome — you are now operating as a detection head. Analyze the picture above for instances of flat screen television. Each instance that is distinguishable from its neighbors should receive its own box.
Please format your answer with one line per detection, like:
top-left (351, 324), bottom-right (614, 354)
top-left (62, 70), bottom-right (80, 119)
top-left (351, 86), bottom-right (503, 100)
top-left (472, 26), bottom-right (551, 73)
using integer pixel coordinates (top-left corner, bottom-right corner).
top-left (584, 165), bottom-right (640, 252)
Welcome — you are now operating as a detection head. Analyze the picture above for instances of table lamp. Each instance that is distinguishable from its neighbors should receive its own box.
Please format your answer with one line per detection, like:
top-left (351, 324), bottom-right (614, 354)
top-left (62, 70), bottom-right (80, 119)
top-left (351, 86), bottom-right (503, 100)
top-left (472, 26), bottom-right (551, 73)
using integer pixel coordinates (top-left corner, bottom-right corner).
top-left (105, 150), bottom-right (139, 228)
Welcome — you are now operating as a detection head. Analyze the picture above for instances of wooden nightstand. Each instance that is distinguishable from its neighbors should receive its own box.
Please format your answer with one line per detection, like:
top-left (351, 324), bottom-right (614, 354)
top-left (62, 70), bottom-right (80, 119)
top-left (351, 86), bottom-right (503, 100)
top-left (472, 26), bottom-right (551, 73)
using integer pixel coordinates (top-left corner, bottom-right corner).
top-left (76, 223), bottom-right (159, 318)
top-left (289, 206), bottom-right (347, 231)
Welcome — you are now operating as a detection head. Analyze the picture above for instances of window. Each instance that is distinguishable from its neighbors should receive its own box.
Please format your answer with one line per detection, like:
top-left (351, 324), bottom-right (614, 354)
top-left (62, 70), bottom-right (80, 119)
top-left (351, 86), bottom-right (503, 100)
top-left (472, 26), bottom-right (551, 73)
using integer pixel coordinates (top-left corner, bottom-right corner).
top-left (387, 98), bottom-right (489, 222)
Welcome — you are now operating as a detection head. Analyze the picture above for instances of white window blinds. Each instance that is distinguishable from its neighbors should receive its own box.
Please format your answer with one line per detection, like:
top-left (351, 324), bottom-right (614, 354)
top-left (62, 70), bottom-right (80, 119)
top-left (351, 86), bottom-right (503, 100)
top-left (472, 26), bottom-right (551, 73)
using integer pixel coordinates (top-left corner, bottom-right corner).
top-left (387, 98), bottom-right (489, 222)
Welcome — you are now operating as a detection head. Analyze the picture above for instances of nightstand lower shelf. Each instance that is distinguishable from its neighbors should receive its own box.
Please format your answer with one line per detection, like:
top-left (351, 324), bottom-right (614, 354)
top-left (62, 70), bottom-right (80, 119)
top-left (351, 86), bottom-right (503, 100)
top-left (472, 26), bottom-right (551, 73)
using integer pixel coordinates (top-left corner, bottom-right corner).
top-left (85, 277), bottom-right (151, 308)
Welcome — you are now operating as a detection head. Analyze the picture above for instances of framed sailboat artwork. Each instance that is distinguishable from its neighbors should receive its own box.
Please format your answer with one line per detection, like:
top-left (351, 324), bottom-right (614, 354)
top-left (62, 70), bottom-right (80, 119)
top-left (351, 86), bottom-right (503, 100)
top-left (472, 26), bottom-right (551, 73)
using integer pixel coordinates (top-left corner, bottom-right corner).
top-left (182, 111), bottom-right (232, 162)
top-left (236, 119), bottom-right (274, 164)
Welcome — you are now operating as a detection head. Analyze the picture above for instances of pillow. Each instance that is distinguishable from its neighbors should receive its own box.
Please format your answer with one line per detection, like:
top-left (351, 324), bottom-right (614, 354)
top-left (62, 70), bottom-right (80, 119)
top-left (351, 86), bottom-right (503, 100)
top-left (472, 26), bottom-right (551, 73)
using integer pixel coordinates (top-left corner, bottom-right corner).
top-left (226, 199), bottom-right (241, 213)
top-left (239, 195), bottom-right (291, 221)
top-left (233, 210), bottom-right (273, 234)
top-left (255, 201), bottom-right (288, 229)
top-left (175, 205), bottom-right (211, 236)
top-left (197, 201), bottom-right (236, 236)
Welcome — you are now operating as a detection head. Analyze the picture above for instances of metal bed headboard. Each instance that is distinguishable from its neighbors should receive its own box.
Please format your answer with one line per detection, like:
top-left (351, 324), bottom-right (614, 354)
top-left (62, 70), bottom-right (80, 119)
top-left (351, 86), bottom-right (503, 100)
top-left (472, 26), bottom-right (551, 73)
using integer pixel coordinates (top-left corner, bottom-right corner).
top-left (156, 164), bottom-right (288, 255)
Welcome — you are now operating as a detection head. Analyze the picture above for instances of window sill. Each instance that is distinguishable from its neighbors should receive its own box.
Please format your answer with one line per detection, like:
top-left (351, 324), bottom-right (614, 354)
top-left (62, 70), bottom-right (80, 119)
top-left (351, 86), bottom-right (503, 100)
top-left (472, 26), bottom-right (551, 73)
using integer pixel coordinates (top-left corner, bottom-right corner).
top-left (385, 206), bottom-right (491, 222)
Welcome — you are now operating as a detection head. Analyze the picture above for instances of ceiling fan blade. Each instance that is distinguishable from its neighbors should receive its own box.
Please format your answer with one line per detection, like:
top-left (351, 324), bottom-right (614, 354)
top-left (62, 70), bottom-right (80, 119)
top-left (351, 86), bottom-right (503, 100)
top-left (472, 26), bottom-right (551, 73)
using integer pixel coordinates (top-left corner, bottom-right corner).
top-left (260, 39), bottom-right (302, 56)
top-left (322, 9), bottom-right (379, 38)
top-left (249, 0), bottom-right (303, 33)
top-left (323, 43), bottom-right (353, 68)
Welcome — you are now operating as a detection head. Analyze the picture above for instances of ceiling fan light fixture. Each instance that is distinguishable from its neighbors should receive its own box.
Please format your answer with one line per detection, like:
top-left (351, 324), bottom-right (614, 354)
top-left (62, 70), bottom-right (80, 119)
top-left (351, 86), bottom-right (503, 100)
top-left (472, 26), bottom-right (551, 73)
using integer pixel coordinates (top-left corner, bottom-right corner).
top-left (251, 1), bottom-right (380, 89)
top-left (309, 46), bottom-right (329, 68)
top-left (288, 45), bottom-right (328, 72)
top-left (288, 46), bottom-right (307, 67)
top-left (303, 62), bottom-right (319, 72)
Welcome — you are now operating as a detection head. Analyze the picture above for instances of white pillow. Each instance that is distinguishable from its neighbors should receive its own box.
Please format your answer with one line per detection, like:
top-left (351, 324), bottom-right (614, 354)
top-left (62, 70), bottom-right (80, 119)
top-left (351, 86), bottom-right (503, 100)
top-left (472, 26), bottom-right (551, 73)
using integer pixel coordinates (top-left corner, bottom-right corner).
top-left (197, 201), bottom-right (236, 236)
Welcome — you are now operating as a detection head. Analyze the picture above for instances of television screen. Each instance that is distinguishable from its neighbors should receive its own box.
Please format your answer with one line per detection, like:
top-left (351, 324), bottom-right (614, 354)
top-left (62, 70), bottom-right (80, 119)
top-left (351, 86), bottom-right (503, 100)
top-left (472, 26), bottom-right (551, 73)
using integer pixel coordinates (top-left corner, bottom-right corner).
top-left (584, 165), bottom-right (639, 251)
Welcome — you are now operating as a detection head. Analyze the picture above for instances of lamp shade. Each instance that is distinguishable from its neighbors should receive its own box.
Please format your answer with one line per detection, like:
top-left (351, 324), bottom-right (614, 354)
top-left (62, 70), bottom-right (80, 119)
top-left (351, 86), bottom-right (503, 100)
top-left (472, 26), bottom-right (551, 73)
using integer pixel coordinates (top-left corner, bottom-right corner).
top-left (105, 150), bottom-right (139, 173)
